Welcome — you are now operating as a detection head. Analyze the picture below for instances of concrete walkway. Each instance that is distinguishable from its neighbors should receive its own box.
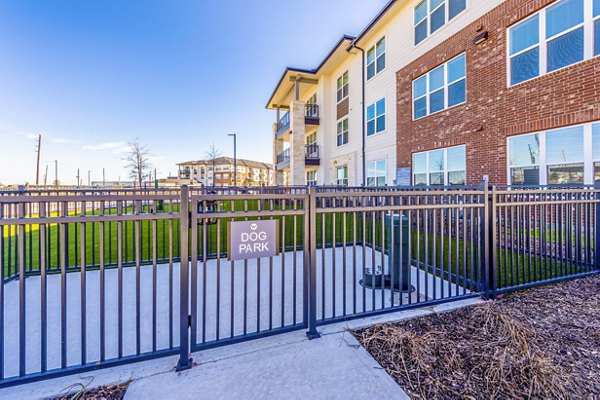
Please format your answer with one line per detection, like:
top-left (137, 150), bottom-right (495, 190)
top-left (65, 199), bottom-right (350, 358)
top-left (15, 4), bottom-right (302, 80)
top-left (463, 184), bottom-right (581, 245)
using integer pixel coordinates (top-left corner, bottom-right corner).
top-left (0, 297), bottom-right (482, 400)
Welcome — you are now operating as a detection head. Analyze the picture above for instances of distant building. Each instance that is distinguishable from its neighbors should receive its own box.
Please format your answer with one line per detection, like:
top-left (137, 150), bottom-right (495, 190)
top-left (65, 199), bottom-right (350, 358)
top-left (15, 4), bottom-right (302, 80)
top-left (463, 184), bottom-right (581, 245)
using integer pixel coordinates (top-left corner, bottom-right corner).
top-left (176, 157), bottom-right (274, 187)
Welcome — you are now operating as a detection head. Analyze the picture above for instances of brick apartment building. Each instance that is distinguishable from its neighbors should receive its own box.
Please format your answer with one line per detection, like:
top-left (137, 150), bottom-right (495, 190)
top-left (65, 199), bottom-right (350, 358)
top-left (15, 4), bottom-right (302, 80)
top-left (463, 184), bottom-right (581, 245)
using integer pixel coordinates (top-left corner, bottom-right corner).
top-left (267, 0), bottom-right (600, 187)
top-left (397, 0), bottom-right (600, 186)
top-left (175, 157), bottom-right (273, 187)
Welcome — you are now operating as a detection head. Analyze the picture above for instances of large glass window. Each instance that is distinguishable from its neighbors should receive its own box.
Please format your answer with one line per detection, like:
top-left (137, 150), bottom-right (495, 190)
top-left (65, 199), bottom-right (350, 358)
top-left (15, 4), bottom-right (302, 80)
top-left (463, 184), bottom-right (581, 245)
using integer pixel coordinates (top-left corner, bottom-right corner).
top-left (336, 166), bottom-right (348, 186)
top-left (508, 0), bottom-right (594, 86)
top-left (413, 53), bottom-right (466, 119)
top-left (367, 160), bottom-right (387, 187)
top-left (337, 71), bottom-right (349, 103)
top-left (412, 145), bottom-right (466, 186)
top-left (507, 123), bottom-right (600, 186)
top-left (367, 98), bottom-right (386, 136)
top-left (508, 133), bottom-right (540, 186)
top-left (546, 126), bottom-right (584, 184)
top-left (337, 118), bottom-right (348, 146)
top-left (593, 123), bottom-right (600, 181)
top-left (414, 0), bottom-right (466, 45)
top-left (367, 37), bottom-right (386, 80)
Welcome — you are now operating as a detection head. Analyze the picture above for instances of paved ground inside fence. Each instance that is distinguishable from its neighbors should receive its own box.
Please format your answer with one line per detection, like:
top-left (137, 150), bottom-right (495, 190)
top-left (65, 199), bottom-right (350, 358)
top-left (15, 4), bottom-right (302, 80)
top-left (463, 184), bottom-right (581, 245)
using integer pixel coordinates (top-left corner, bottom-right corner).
top-left (0, 297), bottom-right (482, 399)
top-left (2, 246), bottom-right (472, 381)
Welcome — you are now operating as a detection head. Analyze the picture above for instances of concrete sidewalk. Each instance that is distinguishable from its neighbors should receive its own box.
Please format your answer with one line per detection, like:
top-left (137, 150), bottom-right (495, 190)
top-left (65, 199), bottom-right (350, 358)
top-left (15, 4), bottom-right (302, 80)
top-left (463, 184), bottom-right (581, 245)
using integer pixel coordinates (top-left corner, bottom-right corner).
top-left (0, 298), bottom-right (482, 400)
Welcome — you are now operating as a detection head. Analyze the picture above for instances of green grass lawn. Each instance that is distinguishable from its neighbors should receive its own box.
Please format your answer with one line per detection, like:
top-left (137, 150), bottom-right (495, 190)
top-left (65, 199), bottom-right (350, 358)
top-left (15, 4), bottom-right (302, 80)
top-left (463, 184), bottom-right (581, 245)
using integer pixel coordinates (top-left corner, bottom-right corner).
top-left (2, 200), bottom-right (594, 292)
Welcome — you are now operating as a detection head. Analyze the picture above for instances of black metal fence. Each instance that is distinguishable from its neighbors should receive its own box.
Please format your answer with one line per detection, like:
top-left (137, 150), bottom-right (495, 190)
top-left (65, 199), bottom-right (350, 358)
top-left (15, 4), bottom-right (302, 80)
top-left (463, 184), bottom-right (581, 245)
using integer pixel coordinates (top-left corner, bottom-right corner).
top-left (1, 183), bottom-right (599, 387)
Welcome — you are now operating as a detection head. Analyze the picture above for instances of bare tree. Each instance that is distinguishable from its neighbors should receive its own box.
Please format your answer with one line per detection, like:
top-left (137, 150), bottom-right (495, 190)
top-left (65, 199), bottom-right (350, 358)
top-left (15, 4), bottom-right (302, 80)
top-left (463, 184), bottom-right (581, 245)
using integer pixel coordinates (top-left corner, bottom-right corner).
top-left (124, 138), bottom-right (152, 188)
top-left (205, 144), bottom-right (221, 186)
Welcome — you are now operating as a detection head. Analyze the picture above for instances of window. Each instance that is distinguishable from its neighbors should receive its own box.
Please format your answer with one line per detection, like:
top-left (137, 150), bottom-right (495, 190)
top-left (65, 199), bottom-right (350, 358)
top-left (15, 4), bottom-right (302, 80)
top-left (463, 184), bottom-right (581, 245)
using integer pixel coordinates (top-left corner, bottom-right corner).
top-left (593, 123), bottom-right (600, 181)
top-left (367, 37), bottom-right (386, 80)
top-left (595, 0), bottom-right (600, 55)
top-left (306, 171), bottom-right (317, 186)
top-left (508, 0), bottom-right (597, 86)
top-left (367, 98), bottom-right (386, 136)
top-left (337, 118), bottom-right (349, 146)
top-left (546, 126), bottom-right (584, 184)
top-left (306, 93), bottom-right (318, 118)
top-left (412, 145), bottom-right (466, 185)
top-left (508, 133), bottom-right (540, 185)
top-left (337, 71), bottom-right (349, 102)
top-left (414, 0), bottom-right (466, 45)
top-left (508, 122), bottom-right (600, 185)
top-left (367, 160), bottom-right (387, 187)
top-left (306, 132), bottom-right (317, 145)
top-left (413, 53), bottom-right (466, 119)
top-left (336, 166), bottom-right (348, 186)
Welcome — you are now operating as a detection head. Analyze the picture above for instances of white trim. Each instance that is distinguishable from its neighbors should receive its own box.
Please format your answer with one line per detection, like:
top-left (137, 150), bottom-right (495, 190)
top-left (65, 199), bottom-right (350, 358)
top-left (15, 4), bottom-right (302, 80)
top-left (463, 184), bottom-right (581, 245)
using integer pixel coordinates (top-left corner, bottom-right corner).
top-left (507, 0), bottom-right (597, 87)
top-left (412, 144), bottom-right (466, 186)
top-left (366, 36), bottom-right (386, 81)
top-left (413, 0), bottom-right (468, 46)
top-left (507, 121), bottom-right (600, 185)
top-left (413, 52), bottom-right (466, 120)
top-left (366, 97), bottom-right (386, 136)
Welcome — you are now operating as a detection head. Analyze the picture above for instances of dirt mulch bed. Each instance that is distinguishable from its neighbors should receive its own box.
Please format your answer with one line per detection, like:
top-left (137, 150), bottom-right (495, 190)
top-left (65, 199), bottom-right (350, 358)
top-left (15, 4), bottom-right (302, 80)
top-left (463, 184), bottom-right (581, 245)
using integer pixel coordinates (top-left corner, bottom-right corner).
top-left (353, 275), bottom-right (600, 399)
top-left (50, 382), bottom-right (129, 400)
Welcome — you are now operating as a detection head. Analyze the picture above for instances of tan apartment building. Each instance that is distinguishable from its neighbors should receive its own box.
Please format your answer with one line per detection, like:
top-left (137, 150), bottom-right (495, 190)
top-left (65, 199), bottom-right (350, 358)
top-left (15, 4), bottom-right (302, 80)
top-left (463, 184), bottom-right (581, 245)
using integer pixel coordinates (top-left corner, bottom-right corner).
top-left (176, 157), bottom-right (273, 187)
top-left (267, 0), bottom-right (599, 187)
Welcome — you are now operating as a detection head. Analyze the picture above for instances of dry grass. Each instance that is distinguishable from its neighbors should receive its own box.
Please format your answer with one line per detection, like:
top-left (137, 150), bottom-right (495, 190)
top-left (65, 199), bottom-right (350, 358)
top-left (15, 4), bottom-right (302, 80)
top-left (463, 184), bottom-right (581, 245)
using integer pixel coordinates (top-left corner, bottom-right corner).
top-left (354, 275), bottom-right (600, 399)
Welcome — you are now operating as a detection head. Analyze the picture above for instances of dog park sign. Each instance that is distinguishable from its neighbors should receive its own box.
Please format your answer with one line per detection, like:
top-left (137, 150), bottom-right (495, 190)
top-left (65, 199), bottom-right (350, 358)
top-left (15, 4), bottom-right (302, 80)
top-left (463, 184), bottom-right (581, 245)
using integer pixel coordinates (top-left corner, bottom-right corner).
top-left (228, 220), bottom-right (279, 261)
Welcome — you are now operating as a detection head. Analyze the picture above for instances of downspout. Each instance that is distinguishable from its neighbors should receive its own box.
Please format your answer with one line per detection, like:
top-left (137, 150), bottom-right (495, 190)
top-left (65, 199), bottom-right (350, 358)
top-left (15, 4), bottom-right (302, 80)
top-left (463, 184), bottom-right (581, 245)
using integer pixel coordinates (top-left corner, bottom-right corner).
top-left (353, 45), bottom-right (367, 187)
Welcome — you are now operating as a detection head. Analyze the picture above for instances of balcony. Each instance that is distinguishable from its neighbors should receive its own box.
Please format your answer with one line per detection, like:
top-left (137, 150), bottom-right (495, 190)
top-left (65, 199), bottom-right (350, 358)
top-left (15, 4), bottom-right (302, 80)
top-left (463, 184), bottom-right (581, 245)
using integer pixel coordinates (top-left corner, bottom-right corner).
top-left (305, 104), bottom-right (320, 126)
top-left (276, 111), bottom-right (290, 138)
top-left (305, 143), bottom-right (320, 166)
top-left (276, 145), bottom-right (320, 171)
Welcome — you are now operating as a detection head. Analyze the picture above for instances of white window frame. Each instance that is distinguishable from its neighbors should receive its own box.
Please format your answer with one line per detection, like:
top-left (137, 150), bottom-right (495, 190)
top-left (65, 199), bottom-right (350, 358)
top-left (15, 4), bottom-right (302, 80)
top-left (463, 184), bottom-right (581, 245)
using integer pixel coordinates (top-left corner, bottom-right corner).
top-left (366, 37), bottom-right (386, 80)
top-left (595, 0), bottom-right (600, 55)
top-left (507, 121), bottom-right (600, 185)
top-left (306, 170), bottom-right (317, 186)
top-left (306, 132), bottom-right (317, 145)
top-left (337, 71), bottom-right (349, 103)
top-left (414, 0), bottom-right (467, 46)
top-left (336, 165), bottom-right (349, 186)
top-left (413, 53), bottom-right (466, 120)
top-left (337, 117), bottom-right (349, 147)
top-left (412, 145), bottom-right (466, 186)
top-left (366, 98), bottom-right (386, 136)
top-left (367, 159), bottom-right (387, 187)
top-left (507, 0), bottom-right (597, 87)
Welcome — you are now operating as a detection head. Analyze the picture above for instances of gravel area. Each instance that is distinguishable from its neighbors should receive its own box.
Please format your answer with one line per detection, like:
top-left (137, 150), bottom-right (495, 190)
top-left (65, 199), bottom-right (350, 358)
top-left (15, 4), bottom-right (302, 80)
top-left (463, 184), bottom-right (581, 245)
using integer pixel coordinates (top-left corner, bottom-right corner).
top-left (50, 381), bottom-right (129, 400)
top-left (354, 275), bottom-right (600, 399)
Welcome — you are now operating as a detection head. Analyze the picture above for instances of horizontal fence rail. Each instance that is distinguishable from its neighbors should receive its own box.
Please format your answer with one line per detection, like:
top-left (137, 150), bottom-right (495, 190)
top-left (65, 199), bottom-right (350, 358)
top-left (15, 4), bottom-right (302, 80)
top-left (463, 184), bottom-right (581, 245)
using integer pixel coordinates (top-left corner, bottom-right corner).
top-left (1, 183), bottom-right (599, 387)
top-left (0, 192), bottom-right (183, 386)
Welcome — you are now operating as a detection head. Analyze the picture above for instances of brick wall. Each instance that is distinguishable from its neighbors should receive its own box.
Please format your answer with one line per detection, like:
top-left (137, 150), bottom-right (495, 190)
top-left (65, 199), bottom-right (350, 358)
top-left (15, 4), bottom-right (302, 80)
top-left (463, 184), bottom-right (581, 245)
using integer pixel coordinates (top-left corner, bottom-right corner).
top-left (396, 0), bottom-right (600, 185)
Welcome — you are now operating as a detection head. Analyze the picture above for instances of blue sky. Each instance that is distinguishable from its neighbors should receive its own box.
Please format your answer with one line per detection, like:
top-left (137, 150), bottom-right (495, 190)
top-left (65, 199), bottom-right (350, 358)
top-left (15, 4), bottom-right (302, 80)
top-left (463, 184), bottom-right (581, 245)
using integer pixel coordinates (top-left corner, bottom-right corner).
top-left (0, 0), bottom-right (388, 185)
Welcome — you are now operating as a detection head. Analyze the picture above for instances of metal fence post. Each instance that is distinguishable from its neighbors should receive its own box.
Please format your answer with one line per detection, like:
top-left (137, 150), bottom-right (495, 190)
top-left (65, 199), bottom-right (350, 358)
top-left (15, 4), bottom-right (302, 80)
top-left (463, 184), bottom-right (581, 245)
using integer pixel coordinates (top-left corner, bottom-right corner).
top-left (306, 187), bottom-right (320, 339)
top-left (176, 185), bottom-right (192, 371)
top-left (595, 180), bottom-right (600, 271)
top-left (479, 179), bottom-right (496, 299)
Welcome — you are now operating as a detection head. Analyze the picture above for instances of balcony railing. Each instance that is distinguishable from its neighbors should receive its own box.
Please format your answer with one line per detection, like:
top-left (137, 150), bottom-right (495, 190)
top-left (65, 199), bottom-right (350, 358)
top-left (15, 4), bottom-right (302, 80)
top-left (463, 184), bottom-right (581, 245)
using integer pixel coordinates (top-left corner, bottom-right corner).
top-left (276, 148), bottom-right (290, 167)
top-left (305, 143), bottom-right (319, 159)
top-left (305, 104), bottom-right (319, 119)
top-left (276, 111), bottom-right (290, 137)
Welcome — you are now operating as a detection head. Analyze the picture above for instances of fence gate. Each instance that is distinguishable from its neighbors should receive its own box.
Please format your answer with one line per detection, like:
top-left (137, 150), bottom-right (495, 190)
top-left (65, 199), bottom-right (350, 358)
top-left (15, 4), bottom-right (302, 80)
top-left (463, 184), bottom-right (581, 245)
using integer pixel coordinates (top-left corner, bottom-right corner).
top-left (180, 190), bottom-right (311, 362)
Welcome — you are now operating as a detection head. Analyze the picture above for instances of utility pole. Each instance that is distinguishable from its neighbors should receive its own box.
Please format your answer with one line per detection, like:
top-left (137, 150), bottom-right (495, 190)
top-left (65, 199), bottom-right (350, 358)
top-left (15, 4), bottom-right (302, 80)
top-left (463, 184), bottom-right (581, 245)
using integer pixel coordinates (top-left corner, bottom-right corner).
top-left (43, 165), bottom-right (48, 186)
top-left (228, 133), bottom-right (237, 187)
top-left (77, 169), bottom-right (80, 187)
top-left (54, 160), bottom-right (58, 186)
top-left (88, 170), bottom-right (91, 186)
top-left (102, 168), bottom-right (106, 186)
top-left (35, 134), bottom-right (42, 186)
